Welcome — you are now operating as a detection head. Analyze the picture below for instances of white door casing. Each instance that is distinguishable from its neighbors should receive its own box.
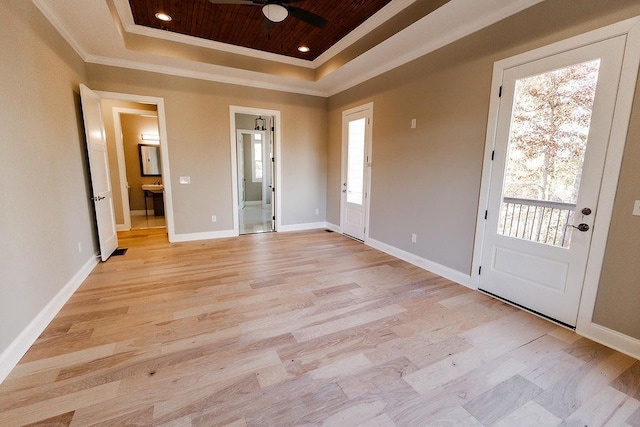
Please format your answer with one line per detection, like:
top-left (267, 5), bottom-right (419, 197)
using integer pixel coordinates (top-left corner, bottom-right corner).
top-left (80, 84), bottom-right (118, 261)
top-left (473, 18), bottom-right (640, 332)
top-left (341, 103), bottom-right (373, 241)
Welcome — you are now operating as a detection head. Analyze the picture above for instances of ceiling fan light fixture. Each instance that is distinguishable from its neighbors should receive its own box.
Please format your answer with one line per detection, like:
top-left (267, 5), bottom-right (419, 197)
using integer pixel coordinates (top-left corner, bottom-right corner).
top-left (262, 4), bottom-right (288, 23)
top-left (154, 12), bottom-right (172, 22)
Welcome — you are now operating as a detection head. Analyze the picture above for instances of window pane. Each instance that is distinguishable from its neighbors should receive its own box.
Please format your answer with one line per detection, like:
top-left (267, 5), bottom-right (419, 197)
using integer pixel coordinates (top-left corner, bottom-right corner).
top-left (347, 118), bottom-right (366, 205)
top-left (253, 140), bottom-right (262, 182)
top-left (498, 59), bottom-right (600, 248)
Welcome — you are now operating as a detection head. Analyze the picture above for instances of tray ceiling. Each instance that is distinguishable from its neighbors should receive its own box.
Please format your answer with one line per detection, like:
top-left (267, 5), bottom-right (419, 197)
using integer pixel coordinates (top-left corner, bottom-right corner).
top-left (32, 0), bottom-right (544, 96)
top-left (128, 0), bottom-right (394, 60)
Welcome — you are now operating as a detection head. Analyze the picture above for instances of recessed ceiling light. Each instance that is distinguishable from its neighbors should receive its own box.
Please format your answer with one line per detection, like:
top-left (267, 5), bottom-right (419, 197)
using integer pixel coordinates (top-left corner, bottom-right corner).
top-left (298, 46), bottom-right (310, 53)
top-left (155, 12), bottom-right (172, 22)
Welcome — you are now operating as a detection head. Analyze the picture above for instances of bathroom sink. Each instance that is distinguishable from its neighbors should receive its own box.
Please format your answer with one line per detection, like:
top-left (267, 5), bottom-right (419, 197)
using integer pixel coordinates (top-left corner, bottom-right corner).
top-left (141, 184), bottom-right (164, 193)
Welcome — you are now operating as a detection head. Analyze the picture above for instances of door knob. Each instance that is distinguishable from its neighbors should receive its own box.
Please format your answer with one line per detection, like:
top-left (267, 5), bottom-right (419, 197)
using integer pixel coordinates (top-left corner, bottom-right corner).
top-left (581, 207), bottom-right (592, 215)
top-left (570, 223), bottom-right (589, 232)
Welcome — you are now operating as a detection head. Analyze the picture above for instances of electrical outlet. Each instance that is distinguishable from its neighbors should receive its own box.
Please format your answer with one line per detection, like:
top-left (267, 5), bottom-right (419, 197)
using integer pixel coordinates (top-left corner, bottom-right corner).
top-left (179, 176), bottom-right (191, 184)
top-left (633, 200), bottom-right (640, 216)
top-left (78, 242), bottom-right (82, 253)
top-left (211, 215), bottom-right (217, 223)
top-left (411, 233), bottom-right (417, 243)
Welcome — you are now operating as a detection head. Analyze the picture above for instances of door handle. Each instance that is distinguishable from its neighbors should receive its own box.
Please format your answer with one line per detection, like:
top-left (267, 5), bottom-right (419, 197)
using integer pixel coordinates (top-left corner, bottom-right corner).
top-left (91, 196), bottom-right (105, 201)
top-left (569, 223), bottom-right (589, 232)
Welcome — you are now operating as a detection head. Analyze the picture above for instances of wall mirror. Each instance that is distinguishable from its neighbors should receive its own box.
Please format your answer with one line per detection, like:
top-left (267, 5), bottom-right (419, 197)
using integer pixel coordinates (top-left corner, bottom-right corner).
top-left (139, 144), bottom-right (162, 176)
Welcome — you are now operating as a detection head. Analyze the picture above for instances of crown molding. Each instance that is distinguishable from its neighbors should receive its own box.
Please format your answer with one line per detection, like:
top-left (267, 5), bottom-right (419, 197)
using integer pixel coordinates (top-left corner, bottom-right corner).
top-left (84, 54), bottom-right (327, 97)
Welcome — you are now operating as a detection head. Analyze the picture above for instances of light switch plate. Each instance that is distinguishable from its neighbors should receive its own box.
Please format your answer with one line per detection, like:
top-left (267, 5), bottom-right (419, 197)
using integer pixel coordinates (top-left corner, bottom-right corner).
top-left (633, 200), bottom-right (640, 216)
top-left (411, 118), bottom-right (417, 129)
top-left (179, 176), bottom-right (191, 184)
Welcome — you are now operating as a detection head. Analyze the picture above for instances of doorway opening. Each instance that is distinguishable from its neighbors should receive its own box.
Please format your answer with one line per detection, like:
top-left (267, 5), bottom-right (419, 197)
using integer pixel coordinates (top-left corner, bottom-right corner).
top-left (236, 127), bottom-right (273, 234)
top-left (108, 106), bottom-right (166, 231)
top-left (341, 103), bottom-right (373, 242)
top-left (230, 107), bottom-right (281, 236)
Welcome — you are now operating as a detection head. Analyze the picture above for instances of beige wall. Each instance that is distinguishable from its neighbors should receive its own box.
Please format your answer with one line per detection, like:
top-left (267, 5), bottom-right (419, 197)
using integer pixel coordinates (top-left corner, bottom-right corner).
top-left (592, 81), bottom-right (640, 339)
top-left (87, 67), bottom-right (327, 233)
top-left (121, 114), bottom-right (162, 211)
top-left (100, 100), bottom-right (157, 223)
top-left (328, 0), bottom-right (640, 338)
top-left (0, 1), bottom-right (92, 353)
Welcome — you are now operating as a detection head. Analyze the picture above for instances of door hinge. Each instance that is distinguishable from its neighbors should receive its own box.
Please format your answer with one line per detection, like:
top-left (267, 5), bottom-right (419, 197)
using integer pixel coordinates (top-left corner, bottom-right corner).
top-left (499, 86), bottom-right (502, 97)
top-left (271, 126), bottom-right (274, 131)
top-left (484, 210), bottom-right (488, 220)
top-left (272, 215), bottom-right (275, 220)
top-left (491, 150), bottom-right (495, 161)
top-left (479, 266), bottom-right (482, 275)
top-left (271, 157), bottom-right (275, 162)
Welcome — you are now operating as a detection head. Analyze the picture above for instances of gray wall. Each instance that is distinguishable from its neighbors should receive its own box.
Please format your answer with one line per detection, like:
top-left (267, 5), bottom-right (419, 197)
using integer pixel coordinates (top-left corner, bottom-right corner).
top-left (0, 0), bottom-right (93, 353)
top-left (327, 0), bottom-right (640, 339)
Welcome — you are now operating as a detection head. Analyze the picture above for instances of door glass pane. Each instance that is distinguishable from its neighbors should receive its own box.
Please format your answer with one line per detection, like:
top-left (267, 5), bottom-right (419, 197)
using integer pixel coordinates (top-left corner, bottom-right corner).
top-left (498, 59), bottom-right (600, 248)
top-left (347, 118), bottom-right (366, 205)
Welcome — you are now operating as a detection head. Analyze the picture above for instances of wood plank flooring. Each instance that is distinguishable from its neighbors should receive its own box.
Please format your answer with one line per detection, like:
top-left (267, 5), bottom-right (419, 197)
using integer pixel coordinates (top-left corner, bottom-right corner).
top-left (0, 228), bottom-right (638, 426)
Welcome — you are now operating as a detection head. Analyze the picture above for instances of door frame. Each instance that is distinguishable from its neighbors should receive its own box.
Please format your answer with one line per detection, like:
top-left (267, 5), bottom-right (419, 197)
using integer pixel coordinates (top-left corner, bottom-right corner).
top-left (111, 107), bottom-right (159, 231)
top-left (471, 18), bottom-right (640, 338)
top-left (229, 106), bottom-right (281, 235)
top-left (96, 90), bottom-right (175, 241)
top-left (340, 102), bottom-right (373, 242)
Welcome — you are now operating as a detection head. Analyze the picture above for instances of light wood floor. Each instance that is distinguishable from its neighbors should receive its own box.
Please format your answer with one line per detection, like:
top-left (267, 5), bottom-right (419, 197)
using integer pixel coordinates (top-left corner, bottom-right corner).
top-left (1, 229), bottom-right (638, 426)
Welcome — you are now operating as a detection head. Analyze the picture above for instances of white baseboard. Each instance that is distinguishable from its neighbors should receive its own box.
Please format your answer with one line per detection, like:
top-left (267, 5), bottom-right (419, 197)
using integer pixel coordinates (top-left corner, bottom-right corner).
top-left (278, 222), bottom-right (328, 232)
top-left (116, 224), bottom-right (130, 231)
top-left (244, 201), bottom-right (261, 206)
top-left (366, 237), bottom-right (473, 289)
top-left (170, 229), bottom-right (237, 242)
top-left (325, 222), bottom-right (341, 233)
top-left (580, 322), bottom-right (640, 360)
top-left (0, 256), bottom-right (99, 384)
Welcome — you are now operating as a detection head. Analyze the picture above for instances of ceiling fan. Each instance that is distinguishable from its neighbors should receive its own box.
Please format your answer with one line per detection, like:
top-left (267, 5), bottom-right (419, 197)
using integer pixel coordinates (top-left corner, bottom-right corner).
top-left (208, 0), bottom-right (328, 29)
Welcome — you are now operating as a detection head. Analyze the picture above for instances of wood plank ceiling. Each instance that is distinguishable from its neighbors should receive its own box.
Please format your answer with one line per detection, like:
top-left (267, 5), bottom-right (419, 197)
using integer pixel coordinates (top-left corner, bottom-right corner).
top-left (128, 0), bottom-right (394, 60)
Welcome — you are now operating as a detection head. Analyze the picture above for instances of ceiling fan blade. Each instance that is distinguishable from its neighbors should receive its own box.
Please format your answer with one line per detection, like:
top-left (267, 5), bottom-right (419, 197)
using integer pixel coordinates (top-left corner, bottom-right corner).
top-left (208, 0), bottom-right (261, 5)
top-left (286, 6), bottom-right (328, 28)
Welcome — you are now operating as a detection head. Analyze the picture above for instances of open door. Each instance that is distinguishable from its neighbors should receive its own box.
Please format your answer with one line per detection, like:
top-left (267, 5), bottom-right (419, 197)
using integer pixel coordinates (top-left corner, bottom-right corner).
top-left (236, 131), bottom-right (245, 210)
top-left (80, 84), bottom-right (118, 261)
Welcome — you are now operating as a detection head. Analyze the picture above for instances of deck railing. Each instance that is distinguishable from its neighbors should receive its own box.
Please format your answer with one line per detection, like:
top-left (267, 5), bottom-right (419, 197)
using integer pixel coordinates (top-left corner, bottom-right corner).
top-left (498, 197), bottom-right (576, 248)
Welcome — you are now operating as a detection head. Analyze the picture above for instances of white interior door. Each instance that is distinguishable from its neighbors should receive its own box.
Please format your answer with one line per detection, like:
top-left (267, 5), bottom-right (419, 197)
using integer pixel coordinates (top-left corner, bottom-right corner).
top-left (79, 84), bottom-right (118, 261)
top-left (236, 132), bottom-right (245, 210)
top-left (342, 106), bottom-right (372, 241)
top-left (478, 36), bottom-right (626, 327)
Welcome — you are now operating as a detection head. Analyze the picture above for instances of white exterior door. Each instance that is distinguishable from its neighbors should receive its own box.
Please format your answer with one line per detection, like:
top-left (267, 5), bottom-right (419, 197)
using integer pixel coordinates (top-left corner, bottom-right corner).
top-left (341, 105), bottom-right (372, 241)
top-left (478, 37), bottom-right (626, 327)
top-left (79, 85), bottom-right (118, 261)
